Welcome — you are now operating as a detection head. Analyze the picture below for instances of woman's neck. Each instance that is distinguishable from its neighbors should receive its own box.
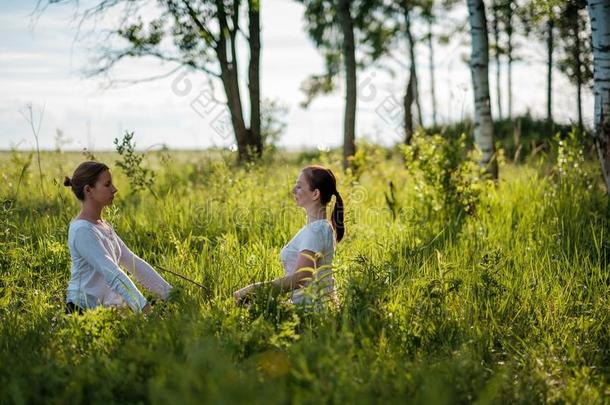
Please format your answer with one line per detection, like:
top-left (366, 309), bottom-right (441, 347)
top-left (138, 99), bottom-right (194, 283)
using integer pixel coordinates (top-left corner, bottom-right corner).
top-left (306, 206), bottom-right (326, 223)
top-left (77, 202), bottom-right (103, 223)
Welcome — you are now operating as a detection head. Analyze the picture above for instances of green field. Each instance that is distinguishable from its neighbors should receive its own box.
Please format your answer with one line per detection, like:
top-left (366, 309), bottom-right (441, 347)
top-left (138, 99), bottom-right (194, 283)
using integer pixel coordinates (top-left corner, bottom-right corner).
top-left (1, 136), bottom-right (609, 403)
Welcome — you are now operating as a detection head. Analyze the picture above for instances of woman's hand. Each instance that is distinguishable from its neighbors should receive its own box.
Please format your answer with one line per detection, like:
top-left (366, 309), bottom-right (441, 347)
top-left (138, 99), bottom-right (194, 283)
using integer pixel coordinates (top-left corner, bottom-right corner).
top-left (233, 283), bottom-right (260, 305)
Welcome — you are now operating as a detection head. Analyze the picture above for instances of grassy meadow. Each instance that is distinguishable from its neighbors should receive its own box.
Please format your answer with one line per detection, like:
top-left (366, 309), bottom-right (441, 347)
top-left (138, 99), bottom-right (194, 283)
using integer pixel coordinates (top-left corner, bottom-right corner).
top-left (1, 134), bottom-right (610, 404)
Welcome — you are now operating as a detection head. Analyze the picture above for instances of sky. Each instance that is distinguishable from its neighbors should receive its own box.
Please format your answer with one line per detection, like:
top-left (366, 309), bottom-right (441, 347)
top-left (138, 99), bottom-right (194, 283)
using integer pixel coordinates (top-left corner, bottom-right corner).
top-left (0, 0), bottom-right (594, 152)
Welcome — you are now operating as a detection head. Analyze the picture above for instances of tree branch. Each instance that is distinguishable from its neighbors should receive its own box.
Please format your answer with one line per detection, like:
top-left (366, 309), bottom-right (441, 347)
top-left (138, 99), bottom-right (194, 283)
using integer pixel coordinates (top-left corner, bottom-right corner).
top-left (89, 47), bottom-right (221, 79)
top-left (181, 0), bottom-right (219, 46)
top-left (96, 65), bottom-right (184, 89)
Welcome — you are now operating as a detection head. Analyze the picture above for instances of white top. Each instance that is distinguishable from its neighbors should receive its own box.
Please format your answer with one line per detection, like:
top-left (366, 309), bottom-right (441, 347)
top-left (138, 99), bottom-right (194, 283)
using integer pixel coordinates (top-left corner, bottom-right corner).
top-left (280, 219), bottom-right (335, 304)
top-left (66, 219), bottom-right (172, 312)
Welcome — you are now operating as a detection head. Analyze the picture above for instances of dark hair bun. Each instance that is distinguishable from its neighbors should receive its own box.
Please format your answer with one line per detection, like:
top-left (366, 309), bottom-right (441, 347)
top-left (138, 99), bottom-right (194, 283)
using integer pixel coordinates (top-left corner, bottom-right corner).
top-left (66, 161), bottom-right (109, 200)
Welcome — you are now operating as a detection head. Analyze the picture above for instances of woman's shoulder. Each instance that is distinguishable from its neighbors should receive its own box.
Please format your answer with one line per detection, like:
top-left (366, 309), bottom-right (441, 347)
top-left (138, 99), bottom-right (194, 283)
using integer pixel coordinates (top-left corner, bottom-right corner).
top-left (307, 220), bottom-right (333, 233)
top-left (301, 220), bottom-right (334, 240)
top-left (69, 219), bottom-right (93, 232)
top-left (288, 220), bottom-right (333, 246)
top-left (68, 220), bottom-right (94, 247)
top-left (69, 219), bottom-right (114, 237)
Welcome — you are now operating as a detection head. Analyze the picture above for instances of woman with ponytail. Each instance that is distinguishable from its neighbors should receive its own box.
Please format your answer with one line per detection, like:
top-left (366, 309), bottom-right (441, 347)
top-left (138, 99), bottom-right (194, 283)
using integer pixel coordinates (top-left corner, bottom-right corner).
top-left (63, 161), bottom-right (172, 314)
top-left (234, 165), bottom-right (344, 304)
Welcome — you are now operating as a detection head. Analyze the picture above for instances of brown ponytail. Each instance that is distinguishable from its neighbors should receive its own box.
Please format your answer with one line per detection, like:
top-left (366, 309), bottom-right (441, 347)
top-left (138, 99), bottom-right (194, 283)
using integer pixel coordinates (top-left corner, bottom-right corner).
top-left (64, 161), bottom-right (109, 200)
top-left (332, 191), bottom-right (344, 242)
top-left (302, 165), bottom-right (346, 243)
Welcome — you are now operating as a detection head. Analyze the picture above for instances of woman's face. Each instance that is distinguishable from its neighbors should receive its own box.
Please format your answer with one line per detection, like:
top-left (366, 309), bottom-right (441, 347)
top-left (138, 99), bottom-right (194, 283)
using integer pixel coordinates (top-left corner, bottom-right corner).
top-left (86, 170), bottom-right (118, 206)
top-left (292, 171), bottom-right (319, 208)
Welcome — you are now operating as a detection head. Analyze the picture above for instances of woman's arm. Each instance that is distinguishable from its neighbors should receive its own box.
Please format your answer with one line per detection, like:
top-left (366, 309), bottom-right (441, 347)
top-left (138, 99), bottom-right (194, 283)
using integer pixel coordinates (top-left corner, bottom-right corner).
top-left (73, 227), bottom-right (147, 313)
top-left (271, 250), bottom-right (317, 292)
top-left (234, 250), bottom-right (317, 301)
top-left (116, 234), bottom-right (173, 300)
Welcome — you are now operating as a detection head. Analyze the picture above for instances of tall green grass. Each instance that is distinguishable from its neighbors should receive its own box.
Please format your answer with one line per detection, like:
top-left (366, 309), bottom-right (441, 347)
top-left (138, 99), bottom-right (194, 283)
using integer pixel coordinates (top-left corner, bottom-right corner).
top-left (0, 137), bottom-right (609, 404)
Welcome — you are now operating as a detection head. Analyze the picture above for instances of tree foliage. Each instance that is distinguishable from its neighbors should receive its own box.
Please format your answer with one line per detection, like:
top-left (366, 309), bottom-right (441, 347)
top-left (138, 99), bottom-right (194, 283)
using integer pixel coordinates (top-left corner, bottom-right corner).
top-left (297, 0), bottom-right (392, 105)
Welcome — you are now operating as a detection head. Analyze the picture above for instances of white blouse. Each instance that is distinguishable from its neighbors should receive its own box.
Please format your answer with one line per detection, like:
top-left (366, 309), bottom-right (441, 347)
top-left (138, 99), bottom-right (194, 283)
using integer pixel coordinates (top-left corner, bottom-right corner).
top-left (66, 219), bottom-right (172, 312)
top-left (280, 220), bottom-right (335, 304)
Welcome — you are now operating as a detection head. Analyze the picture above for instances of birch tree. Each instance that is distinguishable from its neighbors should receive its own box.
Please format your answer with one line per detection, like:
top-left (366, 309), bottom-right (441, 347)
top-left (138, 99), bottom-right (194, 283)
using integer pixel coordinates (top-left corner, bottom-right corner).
top-left (557, 0), bottom-right (593, 134)
top-left (491, 0), bottom-right (503, 120)
top-left (467, 0), bottom-right (498, 179)
top-left (587, 0), bottom-right (610, 191)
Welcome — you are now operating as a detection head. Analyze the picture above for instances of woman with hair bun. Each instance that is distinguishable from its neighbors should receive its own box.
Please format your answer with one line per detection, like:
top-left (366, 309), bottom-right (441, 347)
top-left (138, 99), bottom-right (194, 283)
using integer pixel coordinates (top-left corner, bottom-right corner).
top-left (234, 165), bottom-right (345, 305)
top-left (63, 161), bottom-right (172, 314)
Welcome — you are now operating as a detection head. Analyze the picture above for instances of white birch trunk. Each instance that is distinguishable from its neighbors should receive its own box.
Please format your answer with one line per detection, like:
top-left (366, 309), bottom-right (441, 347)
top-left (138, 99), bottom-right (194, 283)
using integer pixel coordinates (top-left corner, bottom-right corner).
top-left (467, 0), bottom-right (497, 179)
top-left (587, 0), bottom-right (610, 192)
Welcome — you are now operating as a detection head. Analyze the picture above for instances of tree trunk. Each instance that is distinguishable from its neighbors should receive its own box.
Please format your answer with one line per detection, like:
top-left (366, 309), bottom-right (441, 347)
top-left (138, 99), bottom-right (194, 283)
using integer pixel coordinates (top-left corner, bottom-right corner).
top-left (547, 18), bottom-right (554, 126)
top-left (220, 64), bottom-right (250, 162)
top-left (574, 13), bottom-right (584, 134)
top-left (587, 0), bottom-right (610, 192)
top-left (215, 0), bottom-right (249, 162)
top-left (405, 7), bottom-right (423, 127)
top-left (248, 0), bottom-right (262, 157)
top-left (214, 0), bottom-right (263, 163)
top-left (428, 18), bottom-right (437, 127)
top-left (338, 0), bottom-right (357, 169)
top-left (506, 0), bottom-right (513, 119)
top-left (404, 72), bottom-right (415, 144)
top-left (492, 0), bottom-right (502, 120)
top-left (467, 0), bottom-right (498, 179)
